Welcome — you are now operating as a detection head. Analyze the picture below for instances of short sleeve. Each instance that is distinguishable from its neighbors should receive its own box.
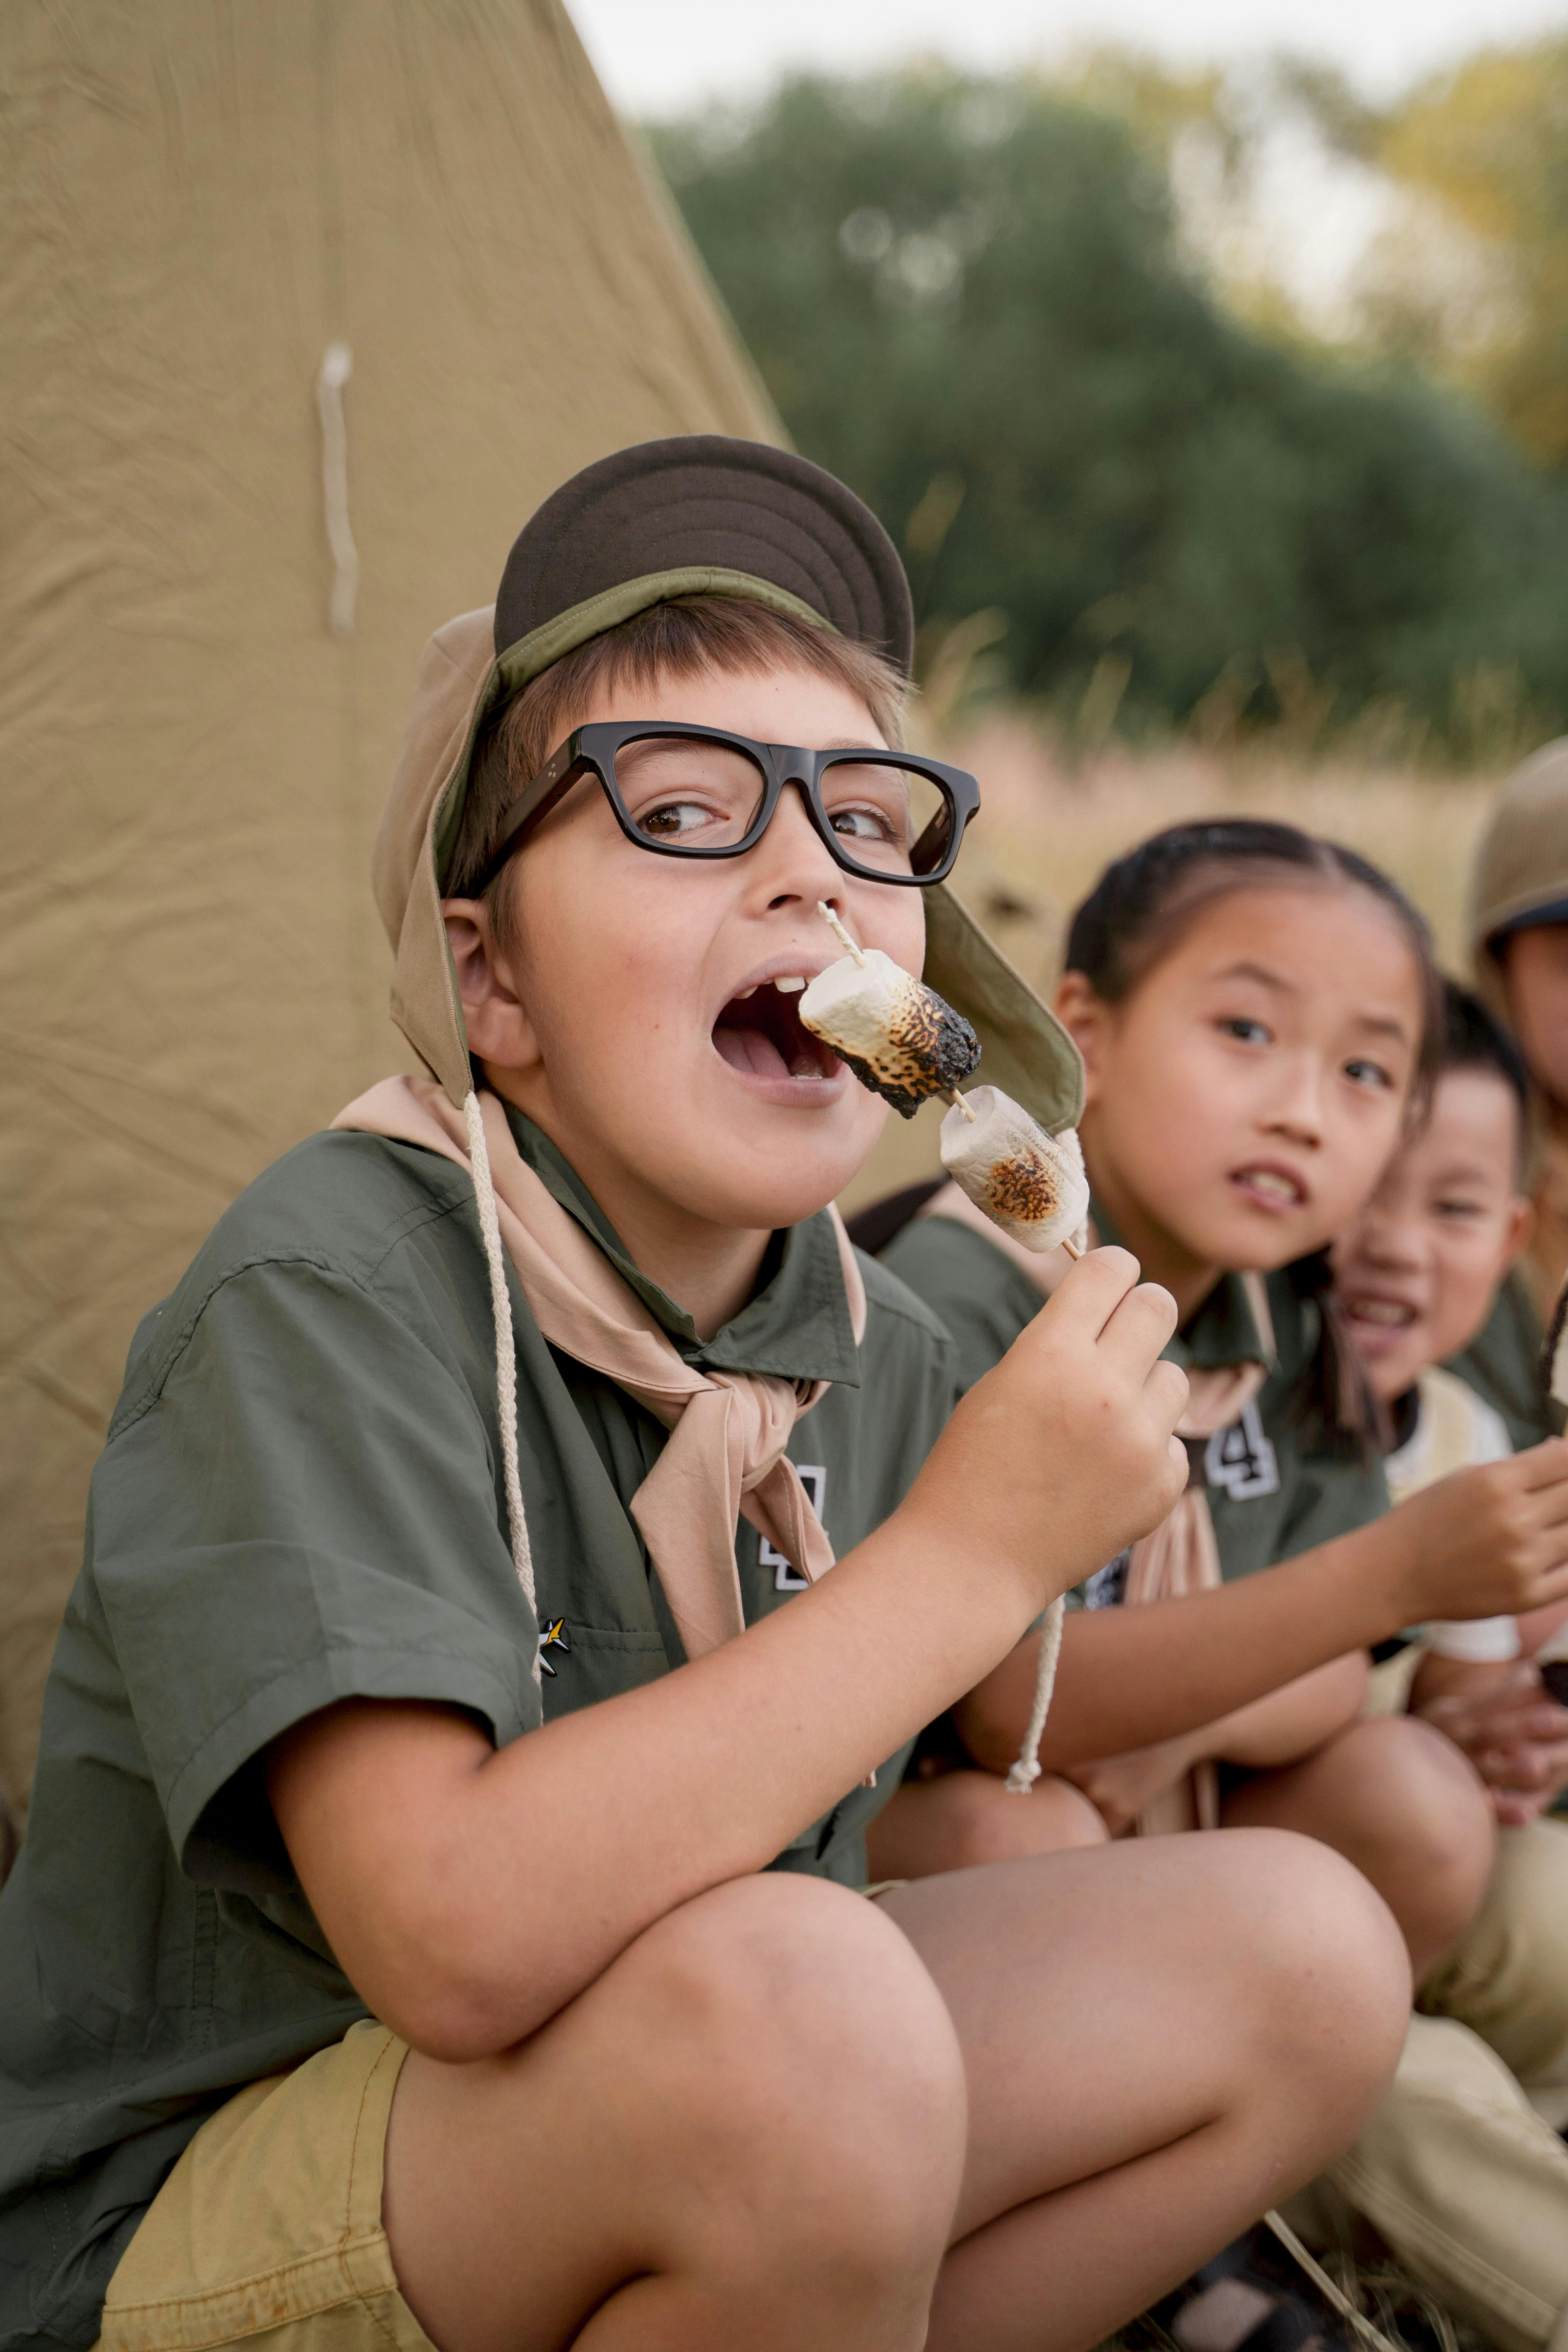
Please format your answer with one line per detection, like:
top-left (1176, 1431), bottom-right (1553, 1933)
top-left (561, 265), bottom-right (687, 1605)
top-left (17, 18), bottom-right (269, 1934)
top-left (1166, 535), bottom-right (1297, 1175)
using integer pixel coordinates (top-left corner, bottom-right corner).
top-left (90, 1257), bottom-right (539, 1887)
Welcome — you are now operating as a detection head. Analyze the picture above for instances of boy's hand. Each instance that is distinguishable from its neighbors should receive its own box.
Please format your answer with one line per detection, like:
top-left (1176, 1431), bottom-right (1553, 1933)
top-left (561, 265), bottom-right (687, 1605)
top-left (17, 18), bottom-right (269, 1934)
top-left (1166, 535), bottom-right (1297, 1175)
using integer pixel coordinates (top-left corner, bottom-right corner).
top-left (906, 1247), bottom-right (1189, 1618)
top-left (1414, 1657), bottom-right (1568, 1826)
top-left (1386, 1440), bottom-right (1568, 1627)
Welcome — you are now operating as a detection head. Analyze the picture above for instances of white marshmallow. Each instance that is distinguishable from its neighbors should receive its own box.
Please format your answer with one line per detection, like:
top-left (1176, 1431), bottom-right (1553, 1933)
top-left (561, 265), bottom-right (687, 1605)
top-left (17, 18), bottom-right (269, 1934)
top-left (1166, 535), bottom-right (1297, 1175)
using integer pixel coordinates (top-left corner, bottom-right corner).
top-left (940, 1086), bottom-right (1090, 1255)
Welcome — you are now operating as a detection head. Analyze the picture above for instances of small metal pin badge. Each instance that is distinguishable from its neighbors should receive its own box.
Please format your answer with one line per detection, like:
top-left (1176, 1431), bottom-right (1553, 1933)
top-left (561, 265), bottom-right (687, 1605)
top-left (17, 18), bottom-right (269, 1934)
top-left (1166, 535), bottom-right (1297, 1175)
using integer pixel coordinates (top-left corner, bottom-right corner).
top-left (537, 1618), bottom-right (570, 1677)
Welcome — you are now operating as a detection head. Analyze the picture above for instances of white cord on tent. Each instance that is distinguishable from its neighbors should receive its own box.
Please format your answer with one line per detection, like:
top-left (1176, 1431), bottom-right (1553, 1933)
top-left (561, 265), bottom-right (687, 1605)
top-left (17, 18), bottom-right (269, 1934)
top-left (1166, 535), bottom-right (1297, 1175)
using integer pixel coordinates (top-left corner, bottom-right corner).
top-left (1262, 2209), bottom-right (1405, 2352)
top-left (463, 1090), bottom-right (541, 1685)
top-left (316, 341), bottom-right (359, 639)
top-left (1005, 1592), bottom-right (1065, 1794)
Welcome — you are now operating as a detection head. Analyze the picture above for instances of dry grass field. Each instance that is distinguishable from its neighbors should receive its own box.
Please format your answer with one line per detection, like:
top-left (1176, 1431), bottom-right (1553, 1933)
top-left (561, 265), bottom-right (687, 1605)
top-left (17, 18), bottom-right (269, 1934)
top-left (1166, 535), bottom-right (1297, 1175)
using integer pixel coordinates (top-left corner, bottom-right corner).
top-left (841, 718), bottom-right (1509, 1214)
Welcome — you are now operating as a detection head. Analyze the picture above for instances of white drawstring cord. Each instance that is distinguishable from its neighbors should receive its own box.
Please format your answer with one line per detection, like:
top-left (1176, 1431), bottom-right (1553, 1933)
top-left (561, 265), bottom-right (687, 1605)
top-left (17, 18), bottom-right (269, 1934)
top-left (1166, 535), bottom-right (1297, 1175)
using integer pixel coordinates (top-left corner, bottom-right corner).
top-left (463, 1090), bottom-right (541, 1686)
top-left (316, 342), bottom-right (359, 639)
top-left (1005, 1593), bottom-right (1065, 1794)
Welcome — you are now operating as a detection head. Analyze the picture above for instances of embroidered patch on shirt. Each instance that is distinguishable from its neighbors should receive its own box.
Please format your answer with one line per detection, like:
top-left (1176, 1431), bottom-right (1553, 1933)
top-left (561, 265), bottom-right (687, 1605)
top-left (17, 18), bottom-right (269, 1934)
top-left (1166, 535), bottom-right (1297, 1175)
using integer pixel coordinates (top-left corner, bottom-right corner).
top-left (761, 1465), bottom-right (826, 1589)
top-left (1203, 1401), bottom-right (1280, 1501)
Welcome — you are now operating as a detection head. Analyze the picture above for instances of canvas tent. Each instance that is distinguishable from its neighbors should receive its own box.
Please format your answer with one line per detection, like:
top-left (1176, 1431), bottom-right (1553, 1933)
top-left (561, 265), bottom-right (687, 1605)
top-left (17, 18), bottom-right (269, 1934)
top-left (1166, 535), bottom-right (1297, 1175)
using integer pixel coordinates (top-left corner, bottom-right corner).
top-left (0, 0), bottom-right (779, 1813)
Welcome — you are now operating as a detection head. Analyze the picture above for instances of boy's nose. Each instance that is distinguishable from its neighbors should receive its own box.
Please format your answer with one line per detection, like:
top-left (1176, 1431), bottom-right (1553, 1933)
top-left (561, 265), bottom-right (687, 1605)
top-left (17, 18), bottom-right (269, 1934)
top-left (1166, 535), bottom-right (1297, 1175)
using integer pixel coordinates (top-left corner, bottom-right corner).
top-left (752, 780), bottom-right (848, 913)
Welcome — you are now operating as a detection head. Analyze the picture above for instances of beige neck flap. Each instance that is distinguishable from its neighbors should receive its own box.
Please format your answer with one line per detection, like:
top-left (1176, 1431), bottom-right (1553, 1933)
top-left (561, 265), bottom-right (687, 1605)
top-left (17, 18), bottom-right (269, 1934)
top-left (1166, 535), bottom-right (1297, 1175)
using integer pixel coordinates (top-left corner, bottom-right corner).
top-left (332, 1077), bottom-right (866, 1670)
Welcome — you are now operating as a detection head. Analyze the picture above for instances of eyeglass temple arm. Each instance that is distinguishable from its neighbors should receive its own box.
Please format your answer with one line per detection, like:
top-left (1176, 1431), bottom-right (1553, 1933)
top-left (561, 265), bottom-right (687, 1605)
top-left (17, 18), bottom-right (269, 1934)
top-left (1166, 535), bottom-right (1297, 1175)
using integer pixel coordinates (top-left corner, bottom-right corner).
top-left (469, 742), bottom-right (591, 893)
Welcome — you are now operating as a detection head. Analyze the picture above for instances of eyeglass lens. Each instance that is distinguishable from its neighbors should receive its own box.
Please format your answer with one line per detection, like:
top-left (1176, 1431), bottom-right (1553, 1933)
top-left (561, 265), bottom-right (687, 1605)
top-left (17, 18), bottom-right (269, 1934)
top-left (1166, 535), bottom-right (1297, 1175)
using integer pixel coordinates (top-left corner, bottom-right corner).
top-left (610, 735), bottom-right (955, 877)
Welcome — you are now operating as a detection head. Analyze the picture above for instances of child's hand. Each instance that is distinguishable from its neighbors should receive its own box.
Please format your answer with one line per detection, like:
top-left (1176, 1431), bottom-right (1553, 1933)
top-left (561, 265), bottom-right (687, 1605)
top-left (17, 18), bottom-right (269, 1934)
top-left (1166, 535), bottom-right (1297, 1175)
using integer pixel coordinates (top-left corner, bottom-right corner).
top-left (1413, 1657), bottom-right (1568, 1826)
top-left (1387, 1439), bottom-right (1568, 1627)
top-left (906, 1247), bottom-right (1189, 1619)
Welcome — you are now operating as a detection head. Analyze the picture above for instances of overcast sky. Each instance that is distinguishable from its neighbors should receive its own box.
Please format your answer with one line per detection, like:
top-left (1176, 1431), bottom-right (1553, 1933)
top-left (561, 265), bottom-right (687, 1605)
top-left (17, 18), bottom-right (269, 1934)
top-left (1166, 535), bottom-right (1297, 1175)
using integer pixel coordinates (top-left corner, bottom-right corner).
top-left (570, 0), bottom-right (1568, 117)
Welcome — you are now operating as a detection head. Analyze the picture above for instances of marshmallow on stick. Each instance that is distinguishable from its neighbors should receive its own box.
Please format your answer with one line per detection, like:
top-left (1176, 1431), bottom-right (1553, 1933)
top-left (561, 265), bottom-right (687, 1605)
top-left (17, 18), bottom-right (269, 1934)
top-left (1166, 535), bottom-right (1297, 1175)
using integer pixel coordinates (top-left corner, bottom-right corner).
top-left (940, 1087), bottom-right (1090, 1258)
top-left (798, 909), bottom-right (980, 1117)
top-left (804, 906), bottom-right (1086, 1260)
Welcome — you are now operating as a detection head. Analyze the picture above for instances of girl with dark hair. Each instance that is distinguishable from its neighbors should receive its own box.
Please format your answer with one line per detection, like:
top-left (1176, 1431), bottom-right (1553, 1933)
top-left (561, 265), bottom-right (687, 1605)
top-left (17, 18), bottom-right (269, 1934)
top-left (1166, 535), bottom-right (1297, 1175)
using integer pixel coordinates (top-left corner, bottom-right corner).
top-left (868, 819), bottom-right (1568, 1982)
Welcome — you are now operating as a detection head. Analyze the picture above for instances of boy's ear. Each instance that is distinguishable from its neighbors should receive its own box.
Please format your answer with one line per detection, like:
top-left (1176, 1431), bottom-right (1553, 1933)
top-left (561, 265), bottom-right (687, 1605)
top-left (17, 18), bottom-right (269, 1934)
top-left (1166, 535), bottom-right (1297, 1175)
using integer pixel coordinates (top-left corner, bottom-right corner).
top-left (1501, 1192), bottom-right (1536, 1271)
top-left (441, 900), bottom-right (542, 1075)
top-left (1054, 971), bottom-right (1109, 1107)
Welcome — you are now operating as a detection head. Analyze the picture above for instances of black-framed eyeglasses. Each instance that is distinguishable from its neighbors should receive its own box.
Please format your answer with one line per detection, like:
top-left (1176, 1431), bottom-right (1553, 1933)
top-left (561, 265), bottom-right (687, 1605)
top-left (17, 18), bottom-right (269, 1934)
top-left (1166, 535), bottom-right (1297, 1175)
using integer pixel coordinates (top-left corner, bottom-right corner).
top-left (467, 721), bottom-right (980, 892)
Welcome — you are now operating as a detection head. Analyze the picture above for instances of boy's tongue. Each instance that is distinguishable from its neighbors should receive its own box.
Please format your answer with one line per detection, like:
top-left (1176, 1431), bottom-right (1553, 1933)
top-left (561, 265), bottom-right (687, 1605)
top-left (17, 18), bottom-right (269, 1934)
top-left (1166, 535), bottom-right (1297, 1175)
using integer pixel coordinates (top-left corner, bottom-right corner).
top-left (713, 986), bottom-right (834, 1081)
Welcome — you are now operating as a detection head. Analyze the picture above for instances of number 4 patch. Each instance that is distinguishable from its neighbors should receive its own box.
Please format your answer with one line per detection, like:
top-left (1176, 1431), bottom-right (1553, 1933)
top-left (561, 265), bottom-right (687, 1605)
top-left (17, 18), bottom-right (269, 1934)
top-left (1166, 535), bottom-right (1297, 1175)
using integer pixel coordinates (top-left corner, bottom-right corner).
top-left (1203, 1402), bottom-right (1280, 1501)
top-left (760, 1466), bottom-right (826, 1589)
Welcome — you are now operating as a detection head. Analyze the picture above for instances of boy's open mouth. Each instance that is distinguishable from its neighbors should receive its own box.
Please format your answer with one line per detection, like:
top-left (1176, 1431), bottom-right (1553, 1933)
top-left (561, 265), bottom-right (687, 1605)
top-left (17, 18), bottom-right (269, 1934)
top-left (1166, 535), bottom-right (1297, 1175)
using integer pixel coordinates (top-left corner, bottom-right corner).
top-left (713, 977), bottom-right (841, 1084)
top-left (1341, 1291), bottom-right (1421, 1333)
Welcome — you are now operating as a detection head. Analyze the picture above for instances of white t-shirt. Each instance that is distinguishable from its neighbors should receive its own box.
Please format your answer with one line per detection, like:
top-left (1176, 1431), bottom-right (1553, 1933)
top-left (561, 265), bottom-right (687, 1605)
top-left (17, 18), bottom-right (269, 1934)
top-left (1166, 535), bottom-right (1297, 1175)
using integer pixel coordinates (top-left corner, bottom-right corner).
top-left (1385, 1366), bottom-right (1520, 1663)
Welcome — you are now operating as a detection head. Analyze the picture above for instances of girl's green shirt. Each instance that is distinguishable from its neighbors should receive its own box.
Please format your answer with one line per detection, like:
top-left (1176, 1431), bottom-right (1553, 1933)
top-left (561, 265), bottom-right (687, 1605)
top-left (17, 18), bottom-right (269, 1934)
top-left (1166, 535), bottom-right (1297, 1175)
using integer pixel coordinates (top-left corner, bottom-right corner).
top-left (880, 1208), bottom-right (1390, 1593)
top-left (0, 1110), bottom-right (957, 2352)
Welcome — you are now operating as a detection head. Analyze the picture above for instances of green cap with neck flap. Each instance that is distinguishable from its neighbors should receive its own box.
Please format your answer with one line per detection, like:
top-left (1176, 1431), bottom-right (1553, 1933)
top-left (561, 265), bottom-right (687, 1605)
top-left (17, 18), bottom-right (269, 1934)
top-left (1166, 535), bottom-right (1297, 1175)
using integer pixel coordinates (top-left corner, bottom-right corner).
top-left (371, 436), bottom-right (1084, 1136)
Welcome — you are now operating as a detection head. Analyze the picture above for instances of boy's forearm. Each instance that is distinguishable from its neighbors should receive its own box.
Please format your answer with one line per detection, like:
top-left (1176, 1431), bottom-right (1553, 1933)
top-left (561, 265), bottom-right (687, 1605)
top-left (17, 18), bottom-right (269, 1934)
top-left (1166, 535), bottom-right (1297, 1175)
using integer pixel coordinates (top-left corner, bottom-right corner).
top-left (956, 1524), bottom-right (1409, 1772)
top-left (274, 1508), bottom-right (1045, 2059)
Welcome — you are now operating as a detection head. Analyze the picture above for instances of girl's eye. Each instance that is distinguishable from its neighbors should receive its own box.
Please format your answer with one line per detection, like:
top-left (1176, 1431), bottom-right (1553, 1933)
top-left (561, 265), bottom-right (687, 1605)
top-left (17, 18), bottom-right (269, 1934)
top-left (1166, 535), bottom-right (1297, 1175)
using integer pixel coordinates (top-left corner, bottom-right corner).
top-left (1434, 1196), bottom-right (1484, 1221)
top-left (1219, 1016), bottom-right (1270, 1046)
top-left (1343, 1057), bottom-right (1395, 1092)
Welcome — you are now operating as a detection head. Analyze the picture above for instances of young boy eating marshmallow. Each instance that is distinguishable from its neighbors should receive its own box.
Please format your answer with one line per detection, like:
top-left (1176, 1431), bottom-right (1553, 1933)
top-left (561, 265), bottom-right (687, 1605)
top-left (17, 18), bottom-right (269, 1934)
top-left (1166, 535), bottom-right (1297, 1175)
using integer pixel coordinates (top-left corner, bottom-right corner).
top-left (0, 439), bottom-right (1409, 2352)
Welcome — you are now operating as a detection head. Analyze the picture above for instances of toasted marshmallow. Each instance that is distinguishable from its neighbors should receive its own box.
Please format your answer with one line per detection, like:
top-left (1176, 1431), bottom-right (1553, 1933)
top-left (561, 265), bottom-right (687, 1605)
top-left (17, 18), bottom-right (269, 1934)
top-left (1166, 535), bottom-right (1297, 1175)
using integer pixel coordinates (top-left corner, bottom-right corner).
top-left (939, 1086), bottom-right (1090, 1254)
top-left (799, 949), bottom-right (980, 1118)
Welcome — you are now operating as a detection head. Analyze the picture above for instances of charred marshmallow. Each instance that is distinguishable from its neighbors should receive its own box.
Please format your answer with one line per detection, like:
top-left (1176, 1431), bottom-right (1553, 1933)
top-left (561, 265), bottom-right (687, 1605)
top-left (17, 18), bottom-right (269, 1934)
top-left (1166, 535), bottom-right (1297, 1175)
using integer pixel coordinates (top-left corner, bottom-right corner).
top-left (939, 1086), bottom-right (1089, 1255)
top-left (798, 950), bottom-right (980, 1119)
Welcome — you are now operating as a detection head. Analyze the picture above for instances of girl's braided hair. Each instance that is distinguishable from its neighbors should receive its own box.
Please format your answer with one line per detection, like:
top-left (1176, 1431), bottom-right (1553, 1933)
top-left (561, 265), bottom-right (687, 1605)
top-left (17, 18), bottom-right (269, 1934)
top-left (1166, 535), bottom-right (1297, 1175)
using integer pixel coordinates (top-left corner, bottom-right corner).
top-left (1065, 818), bottom-right (1445, 1457)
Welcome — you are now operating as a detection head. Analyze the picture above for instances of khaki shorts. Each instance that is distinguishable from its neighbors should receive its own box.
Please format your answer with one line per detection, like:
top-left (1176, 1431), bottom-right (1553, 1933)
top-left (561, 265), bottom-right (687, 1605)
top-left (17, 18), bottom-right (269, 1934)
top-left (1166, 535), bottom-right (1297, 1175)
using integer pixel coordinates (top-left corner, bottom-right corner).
top-left (97, 2021), bottom-right (432, 2352)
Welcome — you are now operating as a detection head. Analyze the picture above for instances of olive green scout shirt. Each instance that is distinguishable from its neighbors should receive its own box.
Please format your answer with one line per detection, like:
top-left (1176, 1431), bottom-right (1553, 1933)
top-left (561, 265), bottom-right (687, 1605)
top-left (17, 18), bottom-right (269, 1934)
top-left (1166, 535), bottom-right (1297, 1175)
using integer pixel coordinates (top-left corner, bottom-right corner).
top-left (0, 1110), bottom-right (957, 2352)
top-left (1446, 1268), bottom-right (1556, 1453)
top-left (880, 1207), bottom-right (1389, 1594)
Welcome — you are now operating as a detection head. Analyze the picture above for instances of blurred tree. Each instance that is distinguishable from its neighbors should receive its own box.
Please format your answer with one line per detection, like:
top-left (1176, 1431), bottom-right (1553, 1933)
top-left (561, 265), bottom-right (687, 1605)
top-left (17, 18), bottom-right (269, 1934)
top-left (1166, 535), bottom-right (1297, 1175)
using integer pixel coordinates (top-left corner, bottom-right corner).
top-left (652, 71), bottom-right (1568, 739)
top-left (1372, 42), bottom-right (1568, 472)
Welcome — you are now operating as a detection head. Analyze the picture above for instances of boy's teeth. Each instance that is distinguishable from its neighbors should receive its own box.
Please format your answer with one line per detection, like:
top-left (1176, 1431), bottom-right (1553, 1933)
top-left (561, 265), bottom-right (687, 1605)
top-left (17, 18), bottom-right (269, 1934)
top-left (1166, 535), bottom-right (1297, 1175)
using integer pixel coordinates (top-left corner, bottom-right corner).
top-left (775, 976), bottom-right (806, 993)
top-left (735, 985), bottom-right (758, 1000)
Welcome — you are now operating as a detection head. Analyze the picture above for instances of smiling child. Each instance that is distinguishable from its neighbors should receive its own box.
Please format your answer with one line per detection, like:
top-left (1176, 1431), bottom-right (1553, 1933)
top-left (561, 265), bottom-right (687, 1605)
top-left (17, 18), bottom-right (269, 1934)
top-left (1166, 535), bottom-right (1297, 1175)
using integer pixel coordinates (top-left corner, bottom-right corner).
top-left (0, 446), bottom-right (1415, 2352)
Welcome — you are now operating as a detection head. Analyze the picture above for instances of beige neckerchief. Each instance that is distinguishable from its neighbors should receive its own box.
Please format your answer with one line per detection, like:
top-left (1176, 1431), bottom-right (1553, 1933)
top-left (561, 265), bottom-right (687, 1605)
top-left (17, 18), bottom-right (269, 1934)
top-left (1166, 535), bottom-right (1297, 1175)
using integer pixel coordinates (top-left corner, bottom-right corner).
top-left (921, 1186), bottom-right (1273, 1832)
top-left (332, 1077), bottom-right (866, 1668)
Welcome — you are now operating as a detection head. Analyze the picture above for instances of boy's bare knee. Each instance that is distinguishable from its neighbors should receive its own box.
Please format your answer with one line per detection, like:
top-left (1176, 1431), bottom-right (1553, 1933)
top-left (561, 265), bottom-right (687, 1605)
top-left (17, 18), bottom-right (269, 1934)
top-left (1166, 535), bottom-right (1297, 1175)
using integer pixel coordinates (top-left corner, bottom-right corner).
top-left (1336, 1716), bottom-right (1495, 1920)
top-left (1213, 1828), bottom-right (1410, 2123)
top-left (627, 1875), bottom-right (966, 2262)
top-left (940, 1769), bottom-right (1107, 1867)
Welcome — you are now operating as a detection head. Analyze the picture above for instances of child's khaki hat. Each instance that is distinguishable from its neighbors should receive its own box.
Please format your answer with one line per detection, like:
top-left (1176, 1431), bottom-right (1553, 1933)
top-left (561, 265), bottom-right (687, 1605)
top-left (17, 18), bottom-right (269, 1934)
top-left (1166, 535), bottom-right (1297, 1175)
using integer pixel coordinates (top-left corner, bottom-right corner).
top-left (1469, 736), bottom-right (1568, 1007)
top-left (372, 436), bottom-right (1083, 1135)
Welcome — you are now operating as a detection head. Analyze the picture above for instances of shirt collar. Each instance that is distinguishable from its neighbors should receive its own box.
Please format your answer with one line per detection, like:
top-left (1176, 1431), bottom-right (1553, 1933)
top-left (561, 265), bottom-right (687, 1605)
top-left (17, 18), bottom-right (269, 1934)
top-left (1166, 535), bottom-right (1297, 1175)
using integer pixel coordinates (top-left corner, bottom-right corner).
top-left (502, 1104), bottom-right (860, 1386)
top-left (1089, 1191), bottom-right (1275, 1374)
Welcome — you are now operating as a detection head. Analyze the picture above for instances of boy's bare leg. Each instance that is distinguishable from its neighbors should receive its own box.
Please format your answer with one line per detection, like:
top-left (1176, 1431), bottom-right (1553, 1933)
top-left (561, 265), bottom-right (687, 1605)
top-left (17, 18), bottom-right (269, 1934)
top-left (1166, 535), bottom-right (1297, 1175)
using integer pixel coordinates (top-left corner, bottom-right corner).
top-left (384, 1830), bottom-right (1406, 2352)
top-left (865, 1768), bottom-right (1109, 1879)
top-left (382, 1871), bottom-right (967, 2352)
top-left (1219, 1715), bottom-right (1497, 1978)
top-left (878, 1827), bottom-right (1410, 2352)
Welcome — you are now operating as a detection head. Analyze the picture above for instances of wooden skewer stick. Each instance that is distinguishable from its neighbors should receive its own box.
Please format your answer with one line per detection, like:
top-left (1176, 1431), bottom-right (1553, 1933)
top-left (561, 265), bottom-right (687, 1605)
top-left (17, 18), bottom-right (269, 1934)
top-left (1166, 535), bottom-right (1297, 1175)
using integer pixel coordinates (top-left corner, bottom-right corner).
top-left (818, 902), bottom-right (865, 966)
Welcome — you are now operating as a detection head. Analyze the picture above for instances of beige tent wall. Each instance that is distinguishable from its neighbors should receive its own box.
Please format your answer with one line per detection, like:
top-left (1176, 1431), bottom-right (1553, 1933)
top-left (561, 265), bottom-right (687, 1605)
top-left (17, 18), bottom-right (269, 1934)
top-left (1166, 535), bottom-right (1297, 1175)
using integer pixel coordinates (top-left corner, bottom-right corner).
top-left (0, 0), bottom-right (780, 1808)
